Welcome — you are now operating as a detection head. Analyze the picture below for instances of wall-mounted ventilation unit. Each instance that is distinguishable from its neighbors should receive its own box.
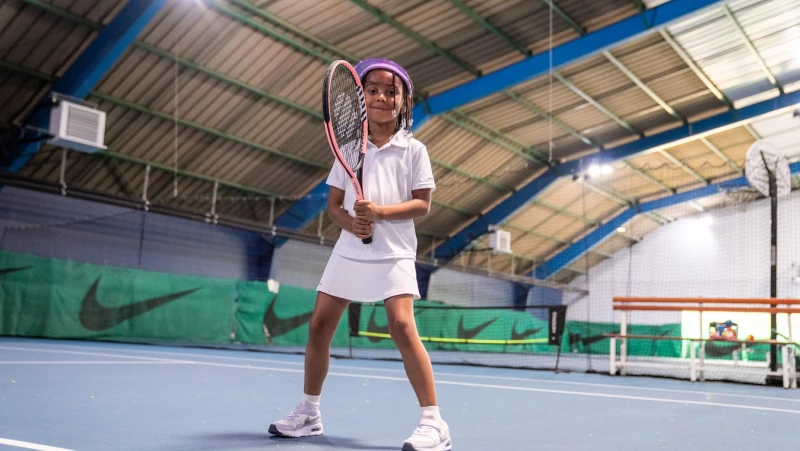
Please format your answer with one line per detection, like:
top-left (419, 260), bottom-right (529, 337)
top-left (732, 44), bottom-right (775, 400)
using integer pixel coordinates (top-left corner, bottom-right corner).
top-left (488, 229), bottom-right (512, 254)
top-left (48, 99), bottom-right (107, 153)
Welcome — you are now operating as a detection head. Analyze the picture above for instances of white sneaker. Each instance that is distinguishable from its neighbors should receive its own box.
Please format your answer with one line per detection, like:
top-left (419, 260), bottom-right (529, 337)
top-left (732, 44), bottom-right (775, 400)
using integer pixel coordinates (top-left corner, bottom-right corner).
top-left (401, 417), bottom-right (452, 451)
top-left (268, 403), bottom-right (323, 437)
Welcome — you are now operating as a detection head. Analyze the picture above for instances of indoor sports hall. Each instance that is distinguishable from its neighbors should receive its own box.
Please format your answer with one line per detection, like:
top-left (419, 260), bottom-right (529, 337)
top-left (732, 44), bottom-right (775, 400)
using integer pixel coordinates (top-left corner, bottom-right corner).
top-left (1, 1), bottom-right (800, 450)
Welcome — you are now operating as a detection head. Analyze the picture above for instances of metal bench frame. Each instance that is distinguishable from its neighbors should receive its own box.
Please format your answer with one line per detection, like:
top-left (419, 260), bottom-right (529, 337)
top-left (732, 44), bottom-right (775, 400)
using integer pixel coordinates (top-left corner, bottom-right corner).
top-left (608, 297), bottom-right (799, 389)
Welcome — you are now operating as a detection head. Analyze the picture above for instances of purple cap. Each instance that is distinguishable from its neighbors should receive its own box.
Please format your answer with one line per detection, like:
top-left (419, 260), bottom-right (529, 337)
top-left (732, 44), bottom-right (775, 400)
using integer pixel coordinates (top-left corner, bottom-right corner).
top-left (354, 58), bottom-right (413, 97)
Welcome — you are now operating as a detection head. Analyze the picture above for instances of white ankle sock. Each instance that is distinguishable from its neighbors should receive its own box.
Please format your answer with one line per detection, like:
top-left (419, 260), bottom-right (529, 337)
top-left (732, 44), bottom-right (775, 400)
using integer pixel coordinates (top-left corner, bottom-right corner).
top-left (420, 405), bottom-right (441, 420)
top-left (302, 394), bottom-right (321, 410)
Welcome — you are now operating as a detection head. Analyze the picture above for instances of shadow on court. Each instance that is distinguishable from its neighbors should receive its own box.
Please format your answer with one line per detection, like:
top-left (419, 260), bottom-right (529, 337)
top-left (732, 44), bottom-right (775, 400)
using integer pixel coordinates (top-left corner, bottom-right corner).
top-left (192, 432), bottom-right (398, 450)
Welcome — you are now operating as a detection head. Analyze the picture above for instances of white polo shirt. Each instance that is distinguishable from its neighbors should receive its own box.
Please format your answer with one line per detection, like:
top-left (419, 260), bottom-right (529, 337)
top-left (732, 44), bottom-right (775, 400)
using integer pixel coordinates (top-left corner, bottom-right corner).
top-left (326, 132), bottom-right (435, 261)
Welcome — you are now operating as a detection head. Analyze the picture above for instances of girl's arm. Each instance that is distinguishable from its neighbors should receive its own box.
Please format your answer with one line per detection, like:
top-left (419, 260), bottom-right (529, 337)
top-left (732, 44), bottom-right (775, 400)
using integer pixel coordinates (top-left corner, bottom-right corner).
top-left (327, 187), bottom-right (373, 239)
top-left (353, 189), bottom-right (431, 222)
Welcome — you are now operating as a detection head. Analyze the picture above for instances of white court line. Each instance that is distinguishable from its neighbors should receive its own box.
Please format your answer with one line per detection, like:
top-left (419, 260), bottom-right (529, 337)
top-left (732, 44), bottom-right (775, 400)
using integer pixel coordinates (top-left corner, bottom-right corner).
top-left (432, 371), bottom-right (800, 403)
top-left (187, 360), bottom-right (800, 415)
top-left (0, 437), bottom-right (76, 451)
top-left (18, 342), bottom-right (800, 405)
top-left (0, 361), bottom-right (194, 365)
top-left (4, 343), bottom-right (800, 414)
top-left (0, 345), bottom-right (186, 363)
top-left (16, 347), bottom-right (797, 414)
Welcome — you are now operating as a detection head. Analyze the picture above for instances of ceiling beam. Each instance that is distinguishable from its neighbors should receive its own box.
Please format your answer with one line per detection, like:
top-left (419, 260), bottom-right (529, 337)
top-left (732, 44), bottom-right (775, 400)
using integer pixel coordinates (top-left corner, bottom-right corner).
top-left (540, 0), bottom-right (586, 36)
top-left (553, 71), bottom-right (642, 137)
top-left (721, 3), bottom-right (782, 94)
top-left (659, 29), bottom-right (732, 109)
top-left (603, 50), bottom-right (685, 124)
top-left (657, 149), bottom-right (708, 184)
top-left (348, 0), bottom-right (480, 76)
top-left (700, 137), bottom-right (743, 174)
top-left (91, 92), bottom-right (328, 169)
top-left (444, 0), bottom-right (530, 55)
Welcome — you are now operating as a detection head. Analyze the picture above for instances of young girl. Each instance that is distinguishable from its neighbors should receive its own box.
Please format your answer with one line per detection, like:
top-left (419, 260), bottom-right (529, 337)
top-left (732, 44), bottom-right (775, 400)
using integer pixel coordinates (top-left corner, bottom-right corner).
top-left (269, 58), bottom-right (452, 451)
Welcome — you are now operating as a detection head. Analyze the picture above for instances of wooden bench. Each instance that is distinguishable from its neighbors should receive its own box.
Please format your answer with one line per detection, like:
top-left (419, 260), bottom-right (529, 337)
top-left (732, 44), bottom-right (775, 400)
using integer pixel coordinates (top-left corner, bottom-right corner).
top-left (608, 297), bottom-right (800, 388)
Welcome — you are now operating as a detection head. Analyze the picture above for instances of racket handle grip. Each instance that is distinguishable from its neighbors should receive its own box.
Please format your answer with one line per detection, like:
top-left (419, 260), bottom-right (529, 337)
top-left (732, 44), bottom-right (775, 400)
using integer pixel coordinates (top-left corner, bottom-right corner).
top-left (362, 236), bottom-right (373, 245)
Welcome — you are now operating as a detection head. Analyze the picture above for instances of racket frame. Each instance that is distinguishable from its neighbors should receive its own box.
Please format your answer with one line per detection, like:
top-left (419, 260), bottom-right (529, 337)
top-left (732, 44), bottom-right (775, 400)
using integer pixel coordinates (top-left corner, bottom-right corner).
top-left (322, 60), bottom-right (371, 243)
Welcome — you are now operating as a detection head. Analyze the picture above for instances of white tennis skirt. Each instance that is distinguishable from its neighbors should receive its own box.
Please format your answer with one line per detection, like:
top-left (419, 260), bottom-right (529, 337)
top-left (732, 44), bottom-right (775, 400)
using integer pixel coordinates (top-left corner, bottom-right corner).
top-left (317, 253), bottom-right (420, 303)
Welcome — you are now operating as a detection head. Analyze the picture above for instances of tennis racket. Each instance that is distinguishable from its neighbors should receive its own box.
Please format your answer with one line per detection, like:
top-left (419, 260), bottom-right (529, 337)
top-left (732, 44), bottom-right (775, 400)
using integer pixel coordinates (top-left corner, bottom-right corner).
top-left (322, 60), bottom-right (372, 244)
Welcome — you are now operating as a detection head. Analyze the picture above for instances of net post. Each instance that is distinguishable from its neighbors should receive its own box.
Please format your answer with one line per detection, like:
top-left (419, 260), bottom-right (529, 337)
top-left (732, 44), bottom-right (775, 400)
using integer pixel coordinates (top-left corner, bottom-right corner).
top-left (754, 159), bottom-right (782, 382)
top-left (269, 197), bottom-right (277, 236)
top-left (620, 311), bottom-right (627, 375)
top-left (609, 337), bottom-right (616, 375)
top-left (789, 311), bottom-right (798, 389)
top-left (699, 340), bottom-right (706, 381)
top-left (689, 340), bottom-right (697, 381)
top-left (59, 148), bottom-right (68, 195)
top-left (142, 164), bottom-right (151, 211)
top-left (269, 196), bottom-right (274, 227)
top-left (554, 339), bottom-right (564, 373)
top-left (551, 306), bottom-right (566, 373)
top-left (698, 302), bottom-right (703, 340)
top-left (206, 180), bottom-right (218, 224)
top-left (782, 345), bottom-right (789, 388)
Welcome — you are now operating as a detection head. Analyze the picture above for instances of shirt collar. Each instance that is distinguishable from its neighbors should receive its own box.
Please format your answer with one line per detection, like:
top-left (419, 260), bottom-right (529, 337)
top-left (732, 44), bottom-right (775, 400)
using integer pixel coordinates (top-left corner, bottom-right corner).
top-left (368, 130), bottom-right (412, 151)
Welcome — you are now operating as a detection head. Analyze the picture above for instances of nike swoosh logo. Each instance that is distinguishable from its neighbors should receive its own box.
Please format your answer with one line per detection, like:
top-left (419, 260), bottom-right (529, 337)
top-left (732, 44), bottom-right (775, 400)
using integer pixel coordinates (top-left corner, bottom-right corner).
top-left (579, 330), bottom-right (670, 347)
top-left (566, 333), bottom-right (607, 347)
top-left (582, 333), bottom-right (616, 346)
top-left (366, 308), bottom-right (389, 343)
top-left (365, 307), bottom-right (425, 343)
top-left (456, 316), bottom-right (498, 340)
top-left (262, 295), bottom-right (314, 339)
top-left (0, 266), bottom-right (32, 276)
top-left (79, 277), bottom-right (201, 331)
top-left (510, 320), bottom-right (541, 341)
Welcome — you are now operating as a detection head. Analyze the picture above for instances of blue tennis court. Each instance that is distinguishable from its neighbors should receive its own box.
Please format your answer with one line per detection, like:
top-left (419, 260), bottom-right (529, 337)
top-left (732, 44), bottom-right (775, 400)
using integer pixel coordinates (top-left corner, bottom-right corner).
top-left (4, 0), bottom-right (800, 449)
top-left (2, 337), bottom-right (798, 451)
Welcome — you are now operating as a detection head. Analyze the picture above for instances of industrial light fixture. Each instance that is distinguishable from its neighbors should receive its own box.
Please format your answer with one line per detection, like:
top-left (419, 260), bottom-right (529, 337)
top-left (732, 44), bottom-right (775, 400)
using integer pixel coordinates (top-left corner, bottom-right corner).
top-left (587, 164), bottom-right (613, 178)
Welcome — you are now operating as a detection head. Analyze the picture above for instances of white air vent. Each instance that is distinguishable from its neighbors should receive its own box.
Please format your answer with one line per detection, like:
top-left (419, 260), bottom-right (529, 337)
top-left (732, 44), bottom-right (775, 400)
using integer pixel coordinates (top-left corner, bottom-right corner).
top-left (488, 229), bottom-right (512, 254)
top-left (48, 100), bottom-right (107, 153)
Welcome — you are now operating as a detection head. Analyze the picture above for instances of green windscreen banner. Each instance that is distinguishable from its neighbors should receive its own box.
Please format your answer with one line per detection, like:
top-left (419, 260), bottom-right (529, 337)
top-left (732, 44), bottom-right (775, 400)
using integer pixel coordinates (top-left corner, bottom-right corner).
top-left (0, 250), bottom-right (274, 343)
top-left (564, 321), bottom-right (682, 357)
top-left (0, 250), bottom-right (562, 353)
top-left (4, 250), bottom-right (691, 358)
top-left (261, 284), bottom-right (350, 347)
top-left (347, 302), bottom-right (555, 354)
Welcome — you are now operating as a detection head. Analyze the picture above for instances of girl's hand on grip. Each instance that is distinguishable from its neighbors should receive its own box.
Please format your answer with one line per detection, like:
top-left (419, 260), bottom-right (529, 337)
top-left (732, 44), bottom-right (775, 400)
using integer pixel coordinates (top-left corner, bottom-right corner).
top-left (354, 200), bottom-right (383, 222)
top-left (352, 217), bottom-right (373, 239)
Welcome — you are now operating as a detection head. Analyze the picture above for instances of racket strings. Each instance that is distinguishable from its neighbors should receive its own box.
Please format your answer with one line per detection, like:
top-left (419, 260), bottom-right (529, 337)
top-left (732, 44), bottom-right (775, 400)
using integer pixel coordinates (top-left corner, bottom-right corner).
top-left (330, 66), bottom-right (365, 171)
